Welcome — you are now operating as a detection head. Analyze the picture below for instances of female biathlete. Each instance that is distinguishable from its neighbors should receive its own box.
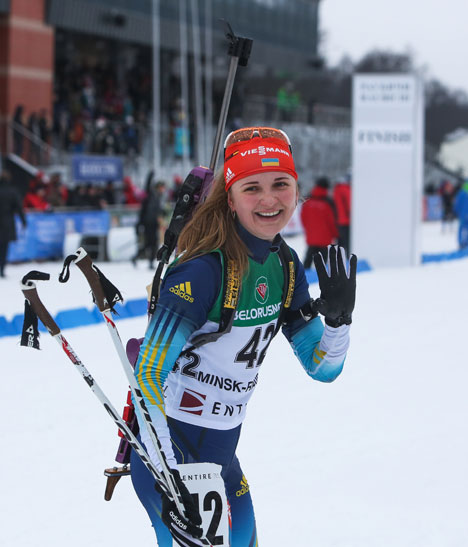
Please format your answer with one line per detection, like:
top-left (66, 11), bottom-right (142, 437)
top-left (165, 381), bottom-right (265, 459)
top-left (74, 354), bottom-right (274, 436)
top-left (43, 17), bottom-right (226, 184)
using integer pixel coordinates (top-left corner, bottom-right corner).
top-left (130, 127), bottom-right (357, 546)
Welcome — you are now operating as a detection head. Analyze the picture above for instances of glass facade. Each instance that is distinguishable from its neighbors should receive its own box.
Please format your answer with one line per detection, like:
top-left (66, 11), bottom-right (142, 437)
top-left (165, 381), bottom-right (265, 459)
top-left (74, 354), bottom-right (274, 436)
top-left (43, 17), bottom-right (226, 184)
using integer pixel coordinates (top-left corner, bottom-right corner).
top-left (210, 0), bottom-right (318, 53)
top-left (0, 0), bottom-right (10, 14)
top-left (47, 0), bottom-right (319, 58)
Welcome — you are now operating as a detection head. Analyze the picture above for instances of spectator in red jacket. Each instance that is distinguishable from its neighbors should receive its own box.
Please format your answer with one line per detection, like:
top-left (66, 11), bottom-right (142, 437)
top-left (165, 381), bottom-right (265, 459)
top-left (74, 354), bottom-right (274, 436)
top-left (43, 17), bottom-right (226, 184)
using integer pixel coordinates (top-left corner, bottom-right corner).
top-left (333, 176), bottom-right (351, 253)
top-left (123, 175), bottom-right (143, 205)
top-left (300, 176), bottom-right (338, 268)
top-left (23, 175), bottom-right (51, 211)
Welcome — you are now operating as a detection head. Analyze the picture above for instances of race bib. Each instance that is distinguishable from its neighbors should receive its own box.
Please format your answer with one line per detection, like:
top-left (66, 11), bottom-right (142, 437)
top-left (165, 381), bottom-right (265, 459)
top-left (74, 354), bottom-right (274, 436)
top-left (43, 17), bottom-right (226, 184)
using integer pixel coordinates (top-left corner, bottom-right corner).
top-left (177, 462), bottom-right (231, 546)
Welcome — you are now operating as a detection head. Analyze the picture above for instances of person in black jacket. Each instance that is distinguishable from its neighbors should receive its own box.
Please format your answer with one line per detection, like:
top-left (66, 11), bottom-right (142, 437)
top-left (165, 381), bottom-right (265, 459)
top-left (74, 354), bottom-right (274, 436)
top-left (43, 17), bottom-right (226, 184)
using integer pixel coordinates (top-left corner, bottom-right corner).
top-left (0, 170), bottom-right (27, 277)
top-left (132, 173), bottom-right (165, 269)
top-left (13, 105), bottom-right (25, 157)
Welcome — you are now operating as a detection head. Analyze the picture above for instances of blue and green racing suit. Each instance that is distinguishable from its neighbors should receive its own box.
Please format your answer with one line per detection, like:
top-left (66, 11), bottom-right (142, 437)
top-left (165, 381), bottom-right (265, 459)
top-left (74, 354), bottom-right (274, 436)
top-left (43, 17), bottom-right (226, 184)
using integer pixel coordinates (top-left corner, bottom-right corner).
top-left (131, 223), bottom-right (351, 546)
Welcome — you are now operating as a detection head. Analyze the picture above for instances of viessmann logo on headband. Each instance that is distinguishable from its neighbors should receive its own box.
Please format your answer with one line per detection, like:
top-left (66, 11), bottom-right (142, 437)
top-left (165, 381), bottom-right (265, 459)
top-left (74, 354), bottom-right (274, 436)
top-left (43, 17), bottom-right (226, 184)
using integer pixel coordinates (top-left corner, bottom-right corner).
top-left (240, 145), bottom-right (291, 158)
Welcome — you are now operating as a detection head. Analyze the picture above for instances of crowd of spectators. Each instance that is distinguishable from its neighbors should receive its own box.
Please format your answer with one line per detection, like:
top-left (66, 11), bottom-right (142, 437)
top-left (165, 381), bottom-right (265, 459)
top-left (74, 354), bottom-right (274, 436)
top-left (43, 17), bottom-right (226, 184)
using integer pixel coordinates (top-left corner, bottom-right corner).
top-left (52, 55), bottom-right (151, 157)
top-left (20, 169), bottom-right (185, 215)
top-left (12, 53), bottom-right (153, 165)
top-left (22, 172), bottom-right (146, 212)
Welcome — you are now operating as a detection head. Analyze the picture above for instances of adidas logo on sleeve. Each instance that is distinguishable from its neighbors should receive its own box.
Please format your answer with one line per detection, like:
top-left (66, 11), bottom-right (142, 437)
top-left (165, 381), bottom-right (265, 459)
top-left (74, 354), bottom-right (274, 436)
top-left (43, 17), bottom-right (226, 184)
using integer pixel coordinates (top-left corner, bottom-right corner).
top-left (169, 281), bottom-right (194, 303)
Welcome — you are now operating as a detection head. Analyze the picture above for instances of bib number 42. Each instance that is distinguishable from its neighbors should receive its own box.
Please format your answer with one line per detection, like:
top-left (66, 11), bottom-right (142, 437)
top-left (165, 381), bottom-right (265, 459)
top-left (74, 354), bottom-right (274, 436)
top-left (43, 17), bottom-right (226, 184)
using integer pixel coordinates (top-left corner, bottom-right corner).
top-left (235, 323), bottom-right (275, 369)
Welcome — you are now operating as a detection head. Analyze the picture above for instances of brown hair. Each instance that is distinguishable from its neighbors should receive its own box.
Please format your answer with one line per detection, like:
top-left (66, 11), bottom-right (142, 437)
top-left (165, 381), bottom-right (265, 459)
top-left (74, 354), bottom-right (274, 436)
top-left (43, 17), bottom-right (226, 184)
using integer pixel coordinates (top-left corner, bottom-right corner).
top-left (176, 170), bottom-right (250, 274)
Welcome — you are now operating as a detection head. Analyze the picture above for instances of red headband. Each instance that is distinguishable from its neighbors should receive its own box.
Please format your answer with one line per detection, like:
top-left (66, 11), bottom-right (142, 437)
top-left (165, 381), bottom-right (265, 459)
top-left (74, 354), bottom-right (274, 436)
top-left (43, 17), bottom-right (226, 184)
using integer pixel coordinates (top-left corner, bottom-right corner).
top-left (224, 137), bottom-right (297, 191)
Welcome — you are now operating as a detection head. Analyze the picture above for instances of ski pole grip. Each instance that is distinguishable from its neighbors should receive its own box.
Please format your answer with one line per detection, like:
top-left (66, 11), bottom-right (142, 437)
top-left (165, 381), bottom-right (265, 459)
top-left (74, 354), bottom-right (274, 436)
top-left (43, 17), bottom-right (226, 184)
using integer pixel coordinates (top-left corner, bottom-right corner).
top-left (21, 283), bottom-right (60, 336)
top-left (75, 252), bottom-right (108, 312)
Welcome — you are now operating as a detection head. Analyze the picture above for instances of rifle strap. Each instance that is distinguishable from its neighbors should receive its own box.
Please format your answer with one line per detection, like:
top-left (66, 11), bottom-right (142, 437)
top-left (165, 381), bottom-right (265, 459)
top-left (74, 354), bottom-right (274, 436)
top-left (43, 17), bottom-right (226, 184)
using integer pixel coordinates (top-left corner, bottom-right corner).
top-left (275, 237), bottom-right (296, 335)
top-left (187, 235), bottom-right (295, 351)
top-left (186, 256), bottom-right (241, 349)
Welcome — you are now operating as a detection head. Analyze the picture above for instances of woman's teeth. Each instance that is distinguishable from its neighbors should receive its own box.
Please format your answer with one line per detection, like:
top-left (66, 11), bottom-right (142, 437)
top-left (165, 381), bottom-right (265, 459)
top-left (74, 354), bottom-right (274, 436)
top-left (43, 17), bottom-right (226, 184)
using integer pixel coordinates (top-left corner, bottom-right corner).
top-left (257, 211), bottom-right (280, 217)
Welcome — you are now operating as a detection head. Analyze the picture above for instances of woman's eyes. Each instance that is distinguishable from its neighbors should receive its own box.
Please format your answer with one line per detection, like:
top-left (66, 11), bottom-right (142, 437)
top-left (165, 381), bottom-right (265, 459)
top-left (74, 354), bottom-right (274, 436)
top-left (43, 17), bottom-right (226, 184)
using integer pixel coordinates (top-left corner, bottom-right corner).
top-left (243, 182), bottom-right (289, 192)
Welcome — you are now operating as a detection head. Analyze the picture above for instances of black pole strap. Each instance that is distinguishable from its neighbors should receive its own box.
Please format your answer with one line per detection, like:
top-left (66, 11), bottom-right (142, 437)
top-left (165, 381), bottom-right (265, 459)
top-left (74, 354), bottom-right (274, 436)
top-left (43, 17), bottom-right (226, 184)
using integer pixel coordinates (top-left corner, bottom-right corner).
top-left (58, 254), bottom-right (77, 283)
top-left (59, 250), bottom-right (123, 314)
top-left (22, 270), bottom-right (51, 285)
top-left (20, 270), bottom-right (52, 349)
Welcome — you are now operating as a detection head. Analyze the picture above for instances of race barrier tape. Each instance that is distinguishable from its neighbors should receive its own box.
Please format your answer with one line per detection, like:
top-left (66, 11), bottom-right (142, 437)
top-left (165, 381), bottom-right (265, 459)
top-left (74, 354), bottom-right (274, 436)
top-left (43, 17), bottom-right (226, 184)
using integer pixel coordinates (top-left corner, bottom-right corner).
top-left (422, 247), bottom-right (468, 263)
top-left (6, 252), bottom-right (467, 339)
top-left (2, 259), bottom-right (374, 338)
top-left (1, 298), bottom-right (147, 339)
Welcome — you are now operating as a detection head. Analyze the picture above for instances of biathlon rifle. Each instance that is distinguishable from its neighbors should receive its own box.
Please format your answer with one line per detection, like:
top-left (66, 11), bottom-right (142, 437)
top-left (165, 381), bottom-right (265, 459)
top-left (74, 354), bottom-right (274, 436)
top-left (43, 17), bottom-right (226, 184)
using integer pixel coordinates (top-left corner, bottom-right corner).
top-left (148, 21), bottom-right (252, 318)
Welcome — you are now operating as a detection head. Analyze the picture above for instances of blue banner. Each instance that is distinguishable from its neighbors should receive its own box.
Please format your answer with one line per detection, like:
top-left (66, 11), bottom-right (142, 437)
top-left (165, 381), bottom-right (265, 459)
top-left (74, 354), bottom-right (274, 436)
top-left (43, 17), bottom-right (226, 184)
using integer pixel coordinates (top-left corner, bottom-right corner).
top-left (424, 195), bottom-right (443, 221)
top-left (72, 155), bottom-right (123, 182)
top-left (8, 210), bottom-right (110, 261)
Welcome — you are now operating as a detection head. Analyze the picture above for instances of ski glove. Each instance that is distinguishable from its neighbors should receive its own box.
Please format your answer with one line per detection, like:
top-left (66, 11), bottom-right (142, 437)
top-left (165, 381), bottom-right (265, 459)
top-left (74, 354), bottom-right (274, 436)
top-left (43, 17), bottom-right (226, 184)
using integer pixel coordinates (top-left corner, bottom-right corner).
top-left (313, 245), bottom-right (357, 327)
top-left (158, 469), bottom-right (204, 546)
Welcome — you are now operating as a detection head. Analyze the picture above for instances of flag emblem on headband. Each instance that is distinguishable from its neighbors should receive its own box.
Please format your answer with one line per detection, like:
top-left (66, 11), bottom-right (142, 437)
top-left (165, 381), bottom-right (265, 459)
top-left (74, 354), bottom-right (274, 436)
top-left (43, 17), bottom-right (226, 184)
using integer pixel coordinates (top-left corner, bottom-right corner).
top-left (261, 158), bottom-right (280, 167)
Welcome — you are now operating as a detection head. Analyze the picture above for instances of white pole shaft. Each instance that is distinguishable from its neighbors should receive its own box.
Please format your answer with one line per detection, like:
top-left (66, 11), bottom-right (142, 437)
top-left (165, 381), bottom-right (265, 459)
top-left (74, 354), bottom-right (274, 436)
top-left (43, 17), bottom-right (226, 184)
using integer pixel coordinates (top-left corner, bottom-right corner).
top-left (100, 310), bottom-right (187, 516)
top-left (50, 332), bottom-right (166, 489)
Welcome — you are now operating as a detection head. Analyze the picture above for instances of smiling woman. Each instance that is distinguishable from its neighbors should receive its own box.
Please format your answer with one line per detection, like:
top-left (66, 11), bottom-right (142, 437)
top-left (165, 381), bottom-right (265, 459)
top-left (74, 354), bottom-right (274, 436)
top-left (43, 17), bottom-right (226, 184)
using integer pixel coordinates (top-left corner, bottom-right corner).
top-left (130, 126), bottom-right (357, 546)
top-left (177, 127), bottom-right (298, 274)
top-left (224, 129), bottom-right (298, 243)
top-left (228, 171), bottom-right (297, 240)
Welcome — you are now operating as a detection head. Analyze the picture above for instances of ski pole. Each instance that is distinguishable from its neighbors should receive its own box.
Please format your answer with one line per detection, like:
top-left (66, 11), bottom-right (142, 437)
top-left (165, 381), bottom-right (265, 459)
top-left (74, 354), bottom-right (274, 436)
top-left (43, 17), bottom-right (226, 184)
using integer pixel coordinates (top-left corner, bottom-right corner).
top-left (19, 271), bottom-right (170, 497)
top-left (58, 248), bottom-right (209, 541)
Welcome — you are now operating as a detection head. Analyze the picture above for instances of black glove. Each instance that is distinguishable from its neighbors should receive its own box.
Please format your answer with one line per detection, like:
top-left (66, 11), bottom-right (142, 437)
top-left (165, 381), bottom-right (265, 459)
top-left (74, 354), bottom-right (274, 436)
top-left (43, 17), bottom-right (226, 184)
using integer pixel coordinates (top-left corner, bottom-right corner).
top-left (313, 245), bottom-right (357, 327)
top-left (159, 469), bottom-right (204, 546)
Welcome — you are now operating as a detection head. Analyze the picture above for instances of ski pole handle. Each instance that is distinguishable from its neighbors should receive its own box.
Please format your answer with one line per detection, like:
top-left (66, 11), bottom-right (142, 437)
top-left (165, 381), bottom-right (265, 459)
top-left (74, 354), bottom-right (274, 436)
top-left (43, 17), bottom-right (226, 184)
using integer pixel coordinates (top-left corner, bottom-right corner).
top-left (73, 248), bottom-right (109, 312)
top-left (21, 275), bottom-right (60, 336)
top-left (19, 271), bottom-right (173, 498)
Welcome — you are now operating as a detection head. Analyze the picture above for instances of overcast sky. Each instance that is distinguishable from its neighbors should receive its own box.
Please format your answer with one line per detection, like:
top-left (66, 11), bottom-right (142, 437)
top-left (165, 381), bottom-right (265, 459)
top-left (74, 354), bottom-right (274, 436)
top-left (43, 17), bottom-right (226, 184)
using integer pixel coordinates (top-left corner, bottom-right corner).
top-left (320, 0), bottom-right (467, 94)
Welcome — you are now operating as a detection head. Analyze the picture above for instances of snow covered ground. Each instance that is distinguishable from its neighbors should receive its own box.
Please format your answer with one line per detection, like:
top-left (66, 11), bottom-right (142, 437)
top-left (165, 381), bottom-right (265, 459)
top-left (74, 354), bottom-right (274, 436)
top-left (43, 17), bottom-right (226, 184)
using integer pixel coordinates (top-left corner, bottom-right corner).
top-left (2, 220), bottom-right (467, 546)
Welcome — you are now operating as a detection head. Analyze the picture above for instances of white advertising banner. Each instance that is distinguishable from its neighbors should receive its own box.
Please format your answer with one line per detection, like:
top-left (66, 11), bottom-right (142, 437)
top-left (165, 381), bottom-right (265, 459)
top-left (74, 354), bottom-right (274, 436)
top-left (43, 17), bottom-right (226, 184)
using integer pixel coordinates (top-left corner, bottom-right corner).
top-left (351, 74), bottom-right (424, 267)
